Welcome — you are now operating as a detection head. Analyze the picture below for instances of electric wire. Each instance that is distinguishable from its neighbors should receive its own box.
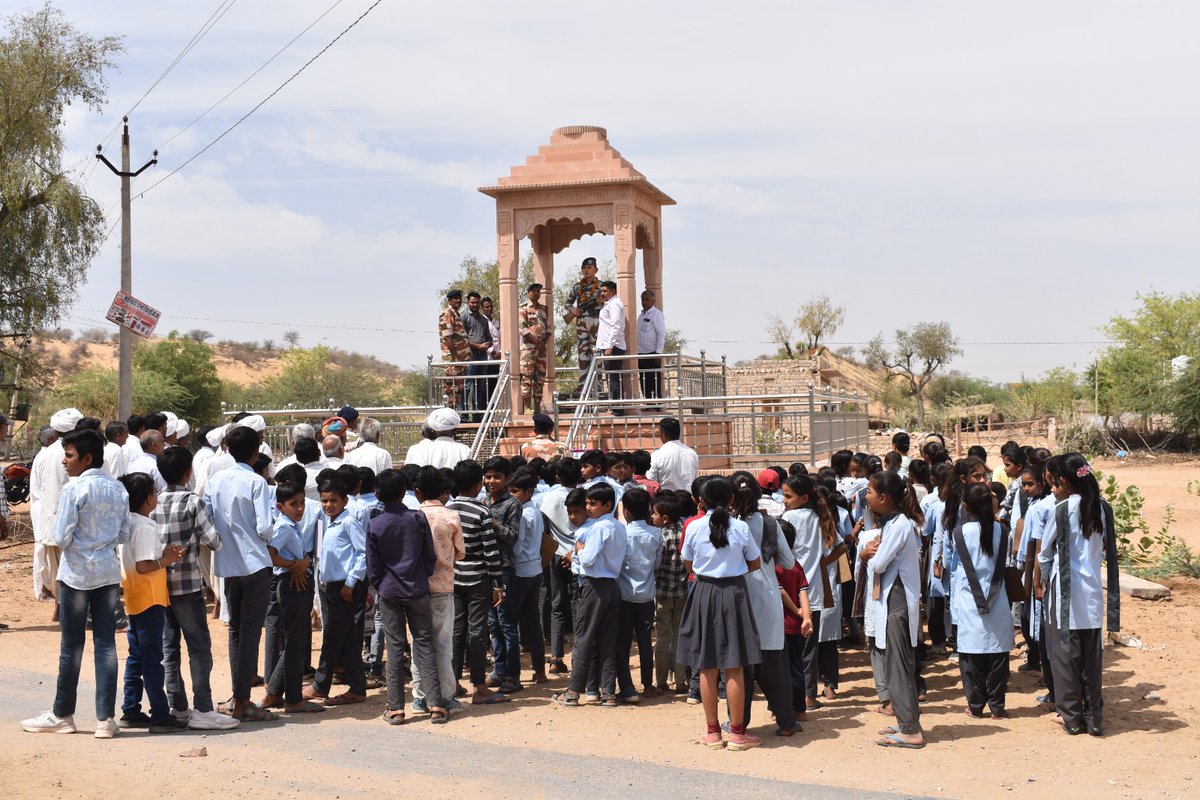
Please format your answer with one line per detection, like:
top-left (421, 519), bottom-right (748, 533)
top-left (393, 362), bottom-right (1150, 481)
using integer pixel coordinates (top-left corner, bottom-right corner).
top-left (155, 0), bottom-right (348, 152)
top-left (134, 0), bottom-right (385, 201)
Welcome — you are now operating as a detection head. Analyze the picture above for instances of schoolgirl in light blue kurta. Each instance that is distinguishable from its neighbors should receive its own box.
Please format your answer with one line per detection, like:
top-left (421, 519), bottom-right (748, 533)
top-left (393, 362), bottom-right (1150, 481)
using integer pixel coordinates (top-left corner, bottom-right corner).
top-left (948, 519), bottom-right (1015, 654)
top-left (742, 512), bottom-right (793, 652)
top-left (1038, 495), bottom-right (1106, 631)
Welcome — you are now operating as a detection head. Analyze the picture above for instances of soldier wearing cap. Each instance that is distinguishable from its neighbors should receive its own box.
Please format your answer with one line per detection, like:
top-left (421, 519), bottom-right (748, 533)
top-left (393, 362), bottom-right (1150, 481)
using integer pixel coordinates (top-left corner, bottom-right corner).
top-left (562, 256), bottom-right (602, 396)
top-left (520, 413), bottom-right (569, 462)
top-left (519, 282), bottom-right (551, 413)
top-left (439, 290), bottom-right (471, 408)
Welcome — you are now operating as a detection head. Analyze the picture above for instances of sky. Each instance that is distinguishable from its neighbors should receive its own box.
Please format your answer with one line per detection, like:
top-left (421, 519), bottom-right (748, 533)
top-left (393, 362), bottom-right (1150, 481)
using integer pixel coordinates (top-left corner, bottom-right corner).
top-left (43, 0), bottom-right (1200, 384)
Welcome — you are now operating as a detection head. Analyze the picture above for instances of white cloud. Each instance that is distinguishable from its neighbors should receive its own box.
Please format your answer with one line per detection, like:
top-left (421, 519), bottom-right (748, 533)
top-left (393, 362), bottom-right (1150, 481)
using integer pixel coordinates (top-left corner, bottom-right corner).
top-left (49, 0), bottom-right (1200, 382)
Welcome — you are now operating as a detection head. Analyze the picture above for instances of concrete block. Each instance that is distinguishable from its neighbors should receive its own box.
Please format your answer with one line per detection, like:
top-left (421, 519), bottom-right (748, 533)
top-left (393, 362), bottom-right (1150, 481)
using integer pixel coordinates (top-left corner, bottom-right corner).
top-left (1117, 571), bottom-right (1171, 600)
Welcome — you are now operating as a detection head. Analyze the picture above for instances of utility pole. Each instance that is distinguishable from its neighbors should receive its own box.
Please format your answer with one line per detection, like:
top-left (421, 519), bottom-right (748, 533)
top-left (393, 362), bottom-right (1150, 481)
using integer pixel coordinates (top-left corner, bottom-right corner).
top-left (96, 117), bottom-right (156, 420)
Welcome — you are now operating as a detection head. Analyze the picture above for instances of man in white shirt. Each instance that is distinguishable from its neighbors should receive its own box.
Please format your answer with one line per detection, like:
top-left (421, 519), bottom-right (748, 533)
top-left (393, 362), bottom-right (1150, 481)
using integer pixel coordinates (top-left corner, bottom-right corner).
top-left (321, 435), bottom-right (345, 468)
top-left (345, 417), bottom-right (393, 475)
top-left (275, 423), bottom-right (319, 470)
top-left (122, 415), bottom-right (145, 463)
top-left (31, 408), bottom-right (81, 605)
top-left (636, 289), bottom-right (666, 401)
top-left (403, 408), bottom-right (471, 469)
top-left (101, 421), bottom-right (130, 479)
top-left (647, 417), bottom-right (699, 492)
top-left (128, 430), bottom-right (167, 492)
top-left (596, 280), bottom-right (627, 407)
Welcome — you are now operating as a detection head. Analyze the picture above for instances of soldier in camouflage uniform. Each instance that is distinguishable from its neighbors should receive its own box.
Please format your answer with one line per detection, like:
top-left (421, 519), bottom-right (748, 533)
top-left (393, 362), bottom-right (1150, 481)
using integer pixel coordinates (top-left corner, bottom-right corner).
top-left (519, 282), bottom-right (551, 414)
top-left (439, 289), bottom-right (470, 408)
top-left (520, 412), bottom-right (569, 461)
top-left (562, 256), bottom-right (602, 397)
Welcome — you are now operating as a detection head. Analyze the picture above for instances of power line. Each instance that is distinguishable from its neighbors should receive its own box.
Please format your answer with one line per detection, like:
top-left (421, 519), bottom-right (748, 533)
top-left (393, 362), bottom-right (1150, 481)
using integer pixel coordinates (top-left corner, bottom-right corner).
top-left (84, 0), bottom-right (239, 189)
top-left (71, 307), bottom-right (427, 335)
top-left (156, 0), bottom-right (349, 152)
top-left (125, 0), bottom-right (240, 119)
top-left (135, 0), bottom-right (385, 201)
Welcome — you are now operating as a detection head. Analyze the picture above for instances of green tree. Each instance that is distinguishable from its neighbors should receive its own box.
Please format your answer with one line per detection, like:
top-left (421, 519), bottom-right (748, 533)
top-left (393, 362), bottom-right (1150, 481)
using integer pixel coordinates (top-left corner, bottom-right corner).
top-left (863, 322), bottom-right (961, 427)
top-left (253, 345), bottom-right (386, 409)
top-left (133, 332), bottom-right (222, 422)
top-left (283, 330), bottom-right (301, 349)
top-left (796, 295), bottom-right (845, 353)
top-left (0, 6), bottom-right (122, 332)
top-left (438, 253), bottom-right (536, 308)
top-left (1002, 367), bottom-right (1082, 421)
top-left (51, 366), bottom-right (188, 421)
top-left (1095, 292), bottom-right (1200, 420)
top-left (927, 372), bottom-right (1010, 411)
top-left (1169, 357), bottom-right (1200, 435)
top-left (767, 296), bottom-right (846, 358)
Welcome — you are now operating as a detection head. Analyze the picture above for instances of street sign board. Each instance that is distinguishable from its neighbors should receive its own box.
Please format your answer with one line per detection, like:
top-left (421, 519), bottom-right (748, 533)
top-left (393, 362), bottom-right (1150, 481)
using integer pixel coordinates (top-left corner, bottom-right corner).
top-left (105, 291), bottom-right (161, 338)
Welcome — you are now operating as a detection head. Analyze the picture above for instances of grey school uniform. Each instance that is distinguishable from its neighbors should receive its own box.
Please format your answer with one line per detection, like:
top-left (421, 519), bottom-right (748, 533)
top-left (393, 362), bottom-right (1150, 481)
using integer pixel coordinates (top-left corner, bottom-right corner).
top-left (1038, 495), bottom-right (1108, 734)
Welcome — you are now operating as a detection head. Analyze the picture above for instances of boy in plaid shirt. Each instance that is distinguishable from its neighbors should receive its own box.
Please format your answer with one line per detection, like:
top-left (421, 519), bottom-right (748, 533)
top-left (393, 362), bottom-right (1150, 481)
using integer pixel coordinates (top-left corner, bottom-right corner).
top-left (652, 493), bottom-right (689, 694)
top-left (153, 446), bottom-right (238, 730)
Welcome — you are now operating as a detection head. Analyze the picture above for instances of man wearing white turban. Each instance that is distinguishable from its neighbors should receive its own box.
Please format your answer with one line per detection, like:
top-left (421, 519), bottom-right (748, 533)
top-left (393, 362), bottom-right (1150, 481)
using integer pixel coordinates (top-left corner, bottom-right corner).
top-left (29, 409), bottom-right (82, 609)
top-left (403, 408), bottom-right (471, 469)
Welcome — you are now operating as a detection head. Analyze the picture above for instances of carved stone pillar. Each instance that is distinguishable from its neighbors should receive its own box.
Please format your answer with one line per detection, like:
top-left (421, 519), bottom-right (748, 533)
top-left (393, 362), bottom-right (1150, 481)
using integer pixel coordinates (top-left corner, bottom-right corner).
top-left (496, 208), bottom-right (521, 415)
top-left (531, 227), bottom-right (556, 411)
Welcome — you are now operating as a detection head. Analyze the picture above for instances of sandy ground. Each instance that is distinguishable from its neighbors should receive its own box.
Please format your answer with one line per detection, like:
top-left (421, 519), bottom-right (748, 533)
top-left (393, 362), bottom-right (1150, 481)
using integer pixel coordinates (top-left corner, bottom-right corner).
top-left (1, 458), bottom-right (1198, 799)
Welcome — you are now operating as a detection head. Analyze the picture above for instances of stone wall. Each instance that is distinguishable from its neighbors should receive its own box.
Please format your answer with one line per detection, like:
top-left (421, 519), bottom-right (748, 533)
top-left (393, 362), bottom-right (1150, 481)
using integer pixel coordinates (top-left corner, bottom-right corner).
top-left (727, 359), bottom-right (822, 396)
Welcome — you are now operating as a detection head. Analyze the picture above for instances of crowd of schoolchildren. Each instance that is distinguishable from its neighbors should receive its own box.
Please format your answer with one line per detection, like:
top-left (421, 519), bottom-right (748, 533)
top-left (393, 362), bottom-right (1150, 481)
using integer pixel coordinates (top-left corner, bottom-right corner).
top-left (19, 410), bottom-right (1119, 752)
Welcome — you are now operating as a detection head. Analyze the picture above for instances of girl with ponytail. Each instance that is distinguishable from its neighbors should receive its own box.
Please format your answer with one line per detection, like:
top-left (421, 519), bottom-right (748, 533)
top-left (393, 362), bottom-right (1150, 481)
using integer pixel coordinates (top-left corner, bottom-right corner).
top-left (677, 476), bottom-right (764, 750)
top-left (1037, 453), bottom-right (1111, 737)
top-left (931, 457), bottom-right (989, 644)
top-left (728, 472), bottom-right (800, 736)
top-left (782, 474), bottom-right (841, 711)
top-left (1017, 462), bottom-right (1054, 684)
top-left (858, 470), bottom-right (925, 748)
top-left (949, 483), bottom-right (1014, 718)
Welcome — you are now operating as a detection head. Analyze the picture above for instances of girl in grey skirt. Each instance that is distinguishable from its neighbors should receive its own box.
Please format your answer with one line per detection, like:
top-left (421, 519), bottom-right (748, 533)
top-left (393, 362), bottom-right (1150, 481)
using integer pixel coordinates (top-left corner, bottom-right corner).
top-left (677, 477), bottom-right (763, 751)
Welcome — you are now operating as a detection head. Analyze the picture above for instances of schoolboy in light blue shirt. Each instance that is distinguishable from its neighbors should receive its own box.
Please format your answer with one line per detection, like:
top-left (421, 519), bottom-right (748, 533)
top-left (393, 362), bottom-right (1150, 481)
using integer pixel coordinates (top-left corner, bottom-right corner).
top-left (305, 476), bottom-right (368, 705)
top-left (553, 484), bottom-right (626, 707)
top-left (579, 449), bottom-right (624, 505)
top-left (508, 469), bottom-right (548, 681)
top-left (615, 488), bottom-right (662, 701)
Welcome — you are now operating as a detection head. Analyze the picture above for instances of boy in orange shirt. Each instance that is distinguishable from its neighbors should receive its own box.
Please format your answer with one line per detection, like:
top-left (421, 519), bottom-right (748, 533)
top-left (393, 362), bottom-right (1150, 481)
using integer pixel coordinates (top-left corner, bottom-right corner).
top-left (117, 473), bottom-right (186, 733)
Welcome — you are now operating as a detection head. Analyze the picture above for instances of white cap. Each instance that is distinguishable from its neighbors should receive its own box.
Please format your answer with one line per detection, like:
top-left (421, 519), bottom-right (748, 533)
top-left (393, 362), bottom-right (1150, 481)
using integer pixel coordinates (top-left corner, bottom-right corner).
top-left (50, 407), bottom-right (84, 433)
top-left (426, 407), bottom-right (460, 433)
top-left (237, 414), bottom-right (266, 432)
top-left (176, 420), bottom-right (190, 438)
top-left (165, 418), bottom-right (178, 437)
top-left (206, 424), bottom-right (228, 448)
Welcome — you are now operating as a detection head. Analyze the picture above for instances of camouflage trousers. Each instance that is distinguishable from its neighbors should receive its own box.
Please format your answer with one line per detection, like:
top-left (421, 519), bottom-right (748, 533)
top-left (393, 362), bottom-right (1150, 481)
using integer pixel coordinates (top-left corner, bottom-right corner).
top-left (576, 313), bottom-right (599, 388)
top-left (521, 350), bottom-right (545, 413)
top-left (443, 362), bottom-right (466, 408)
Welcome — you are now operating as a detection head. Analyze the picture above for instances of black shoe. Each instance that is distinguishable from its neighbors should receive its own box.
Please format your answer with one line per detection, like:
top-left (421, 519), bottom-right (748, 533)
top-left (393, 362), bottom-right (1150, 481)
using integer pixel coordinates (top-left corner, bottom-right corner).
top-left (149, 717), bottom-right (189, 734)
top-left (118, 710), bottom-right (152, 728)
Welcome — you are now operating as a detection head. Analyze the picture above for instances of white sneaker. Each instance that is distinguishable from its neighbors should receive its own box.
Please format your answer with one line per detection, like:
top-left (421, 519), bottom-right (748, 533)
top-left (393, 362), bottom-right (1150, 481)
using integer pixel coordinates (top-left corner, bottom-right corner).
top-left (188, 709), bottom-right (240, 730)
top-left (170, 708), bottom-right (191, 723)
top-left (94, 718), bottom-right (119, 739)
top-left (21, 710), bottom-right (76, 734)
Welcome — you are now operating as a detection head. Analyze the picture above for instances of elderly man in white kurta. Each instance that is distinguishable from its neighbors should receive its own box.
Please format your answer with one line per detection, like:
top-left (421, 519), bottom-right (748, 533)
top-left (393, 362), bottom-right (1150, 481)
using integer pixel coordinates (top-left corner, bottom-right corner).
top-left (344, 417), bottom-right (393, 475)
top-left (403, 408), bottom-right (470, 469)
top-left (30, 408), bottom-right (82, 603)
